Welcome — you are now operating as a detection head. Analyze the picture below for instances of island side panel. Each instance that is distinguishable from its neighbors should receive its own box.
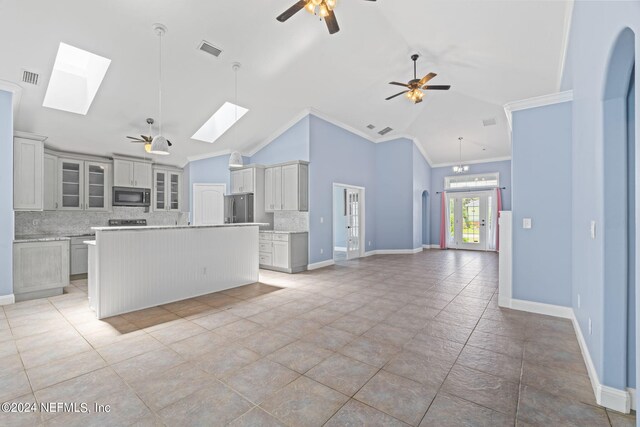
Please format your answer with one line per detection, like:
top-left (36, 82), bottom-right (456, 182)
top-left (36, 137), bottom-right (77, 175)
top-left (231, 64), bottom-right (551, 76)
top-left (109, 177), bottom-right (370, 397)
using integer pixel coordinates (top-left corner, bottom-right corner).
top-left (96, 226), bottom-right (259, 319)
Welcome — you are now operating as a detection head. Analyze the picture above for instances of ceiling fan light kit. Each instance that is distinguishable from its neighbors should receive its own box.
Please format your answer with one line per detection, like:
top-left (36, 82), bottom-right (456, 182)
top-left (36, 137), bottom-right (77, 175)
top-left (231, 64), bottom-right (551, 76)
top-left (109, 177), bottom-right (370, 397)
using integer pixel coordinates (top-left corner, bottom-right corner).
top-left (277, 0), bottom-right (375, 35)
top-left (386, 54), bottom-right (451, 104)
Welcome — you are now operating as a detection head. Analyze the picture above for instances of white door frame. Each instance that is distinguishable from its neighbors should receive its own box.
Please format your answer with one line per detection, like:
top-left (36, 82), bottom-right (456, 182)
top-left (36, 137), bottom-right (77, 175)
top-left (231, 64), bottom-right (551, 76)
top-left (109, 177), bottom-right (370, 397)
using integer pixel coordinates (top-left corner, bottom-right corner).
top-left (332, 183), bottom-right (366, 259)
top-left (192, 183), bottom-right (226, 226)
top-left (447, 190), bottom-right (492, 251)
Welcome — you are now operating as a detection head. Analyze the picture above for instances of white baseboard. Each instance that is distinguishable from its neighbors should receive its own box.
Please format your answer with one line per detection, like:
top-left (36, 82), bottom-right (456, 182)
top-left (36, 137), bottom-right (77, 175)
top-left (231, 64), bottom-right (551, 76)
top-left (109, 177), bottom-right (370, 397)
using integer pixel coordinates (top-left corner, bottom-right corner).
top-left (628, 388), bottom-right (636, 410)
top-left (505, 297), bottom-right (632, 414)
top-left (503, 298), bottom-right (574, 319)
top-left (0, 294), bottom-right (15, 305)
top-left (373, 248), bottom-right (423, 255)
top-left (307, 259), bottom-right (335, 270)
top-left (422, 244), bottom-right (440, 249)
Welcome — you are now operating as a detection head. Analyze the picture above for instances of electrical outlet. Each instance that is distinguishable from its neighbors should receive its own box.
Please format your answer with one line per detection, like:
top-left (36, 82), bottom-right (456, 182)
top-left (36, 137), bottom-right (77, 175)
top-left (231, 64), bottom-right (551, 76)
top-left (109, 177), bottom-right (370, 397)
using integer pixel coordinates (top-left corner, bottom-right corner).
top-left (522, 218), bottom-right (532, 229)
top-left (588, 317), bottom-right (592, 335)
top-left (590, 221), bottom-right (597, 239)
top-left (577, 294), bottom-right (581, 309)
top-left (368, 241), bottom-right (372, 247)
top-left (320, 248), bottom-right (323, 254)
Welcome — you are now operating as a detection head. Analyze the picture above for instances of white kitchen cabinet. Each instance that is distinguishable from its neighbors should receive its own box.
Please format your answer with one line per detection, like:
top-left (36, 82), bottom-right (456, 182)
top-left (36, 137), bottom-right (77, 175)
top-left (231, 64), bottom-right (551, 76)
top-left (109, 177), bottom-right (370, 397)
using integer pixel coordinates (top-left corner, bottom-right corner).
top-left (58, 158), bottom-right (110, 211)
top-left (230, 168), bottom-right (254, 194)
top-left (265, 162), bottom-right (308, 212)
top-left (13, 135), bottom-right (44, 211)
top-left (43, 153), bottom-right (58, 210)
top-left (153, 168), bottom-right (182, 211)
top-left (258, 232), bottom-right (308, 273)
top-left (13, 240), bottom-right (69, 301)
top-left (113, 159), bottom-right (152, 188)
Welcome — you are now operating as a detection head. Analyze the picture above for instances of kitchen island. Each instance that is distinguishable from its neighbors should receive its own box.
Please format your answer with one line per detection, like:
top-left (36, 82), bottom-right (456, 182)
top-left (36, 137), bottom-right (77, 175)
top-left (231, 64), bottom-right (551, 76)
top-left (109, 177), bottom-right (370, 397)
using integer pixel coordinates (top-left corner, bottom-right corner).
top-left (87, 223), bottom-right (266, 319)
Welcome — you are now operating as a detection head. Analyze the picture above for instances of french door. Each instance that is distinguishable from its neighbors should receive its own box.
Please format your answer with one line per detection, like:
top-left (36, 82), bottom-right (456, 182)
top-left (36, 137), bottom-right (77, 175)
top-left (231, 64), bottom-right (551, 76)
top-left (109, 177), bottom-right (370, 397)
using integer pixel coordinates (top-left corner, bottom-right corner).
top-left (346, 189), bottom-right (361, 259)
top-left (448, 192), bottom-right (489, 250)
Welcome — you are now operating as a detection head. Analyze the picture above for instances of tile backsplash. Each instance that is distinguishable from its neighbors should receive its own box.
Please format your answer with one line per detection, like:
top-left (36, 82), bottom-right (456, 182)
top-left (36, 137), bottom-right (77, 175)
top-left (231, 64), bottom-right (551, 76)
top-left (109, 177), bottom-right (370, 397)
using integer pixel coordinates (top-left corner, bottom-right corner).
top-left (273, 211), bottom-right (309, 232)
top-left (14, 208), bottom-right (187, 237)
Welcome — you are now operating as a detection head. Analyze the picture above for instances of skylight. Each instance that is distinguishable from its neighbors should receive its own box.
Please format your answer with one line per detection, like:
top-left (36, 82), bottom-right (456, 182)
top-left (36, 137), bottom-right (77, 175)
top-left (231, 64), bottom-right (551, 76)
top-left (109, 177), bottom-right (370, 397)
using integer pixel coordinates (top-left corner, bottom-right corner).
top-left (191, 102), bottom-right (249, 143)
top-left (42, 43), bottom-right (111, 115)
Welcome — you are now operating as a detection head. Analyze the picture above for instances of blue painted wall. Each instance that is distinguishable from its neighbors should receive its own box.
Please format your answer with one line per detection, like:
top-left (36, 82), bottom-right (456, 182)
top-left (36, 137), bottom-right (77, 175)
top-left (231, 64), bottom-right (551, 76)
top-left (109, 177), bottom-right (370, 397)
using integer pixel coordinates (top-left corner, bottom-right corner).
top-left (308, 115), bottom-right (378, 263)
top-left (413, 145), bottom-right (432, 249)
top-left (512, 102), bottom-right (573, 307)
top-left (0, 91), bottom-right (13, 297)
top-left (251, 115), bottom-right (310, 164)
top-left (429, 160), bottom-right (512, 245)
top-left (374, 139), bottom-right (414, 251)
top-left (561, 0), bottom-right (639, 396)
top-left (627, 71), bottom-right (636, 389)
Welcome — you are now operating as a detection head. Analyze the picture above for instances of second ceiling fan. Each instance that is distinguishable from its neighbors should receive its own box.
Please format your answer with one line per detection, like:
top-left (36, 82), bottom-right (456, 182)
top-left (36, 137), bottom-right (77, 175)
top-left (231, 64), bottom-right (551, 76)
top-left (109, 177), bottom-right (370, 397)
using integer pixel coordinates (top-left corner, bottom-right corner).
top-left (277, 0), bottom-right (376, 35)
top-left (386, 54), bottom-right (451, 104)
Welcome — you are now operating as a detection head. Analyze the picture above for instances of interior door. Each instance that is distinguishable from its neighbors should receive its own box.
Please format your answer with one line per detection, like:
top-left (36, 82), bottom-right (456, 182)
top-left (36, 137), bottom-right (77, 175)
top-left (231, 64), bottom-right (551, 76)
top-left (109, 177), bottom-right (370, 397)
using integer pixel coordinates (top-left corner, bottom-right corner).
top-left (449, 193), bottom-right (488, 250)
top-left (346, 189), bottom-right (361, 259)
top-left (193, 184), bottom-right (225, 225)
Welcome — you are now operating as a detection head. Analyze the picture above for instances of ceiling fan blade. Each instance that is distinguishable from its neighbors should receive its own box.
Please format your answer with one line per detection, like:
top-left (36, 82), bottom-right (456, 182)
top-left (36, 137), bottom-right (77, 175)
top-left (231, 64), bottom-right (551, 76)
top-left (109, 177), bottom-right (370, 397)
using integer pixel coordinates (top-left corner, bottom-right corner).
top-left (423, 85), bottom-right (451, 90)
top-left (141, 135), bottom-right (153, 142)
top-left (389, 81), bottom-right (410, 87)
top-left (385, 90), bottom-right (409, 100)
top-left (418, 72), bottom-right (437, 86)
top-left (325, 9), bottom-right (340, 34)
top-left (129, 141), bottom-right (146, 144)
top-left (277, 0), bottom-right (307, 22)
top-left (127, 136), bottom-right (145, 142)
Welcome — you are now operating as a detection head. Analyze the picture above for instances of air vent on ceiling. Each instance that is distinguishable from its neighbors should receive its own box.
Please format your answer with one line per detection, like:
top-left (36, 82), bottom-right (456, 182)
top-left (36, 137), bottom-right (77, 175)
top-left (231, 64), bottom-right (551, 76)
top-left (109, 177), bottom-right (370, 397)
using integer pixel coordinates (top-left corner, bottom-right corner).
top-left (378, 127), bottom-right (393, 136)
top-left (482, 117), bottom-right (497, 127)
top-left (198, 40), bottom-right (222, 57)
top-left (366, 124), bottom-right (376, 130)
top-left (21, 69), bottom-right (39, 85)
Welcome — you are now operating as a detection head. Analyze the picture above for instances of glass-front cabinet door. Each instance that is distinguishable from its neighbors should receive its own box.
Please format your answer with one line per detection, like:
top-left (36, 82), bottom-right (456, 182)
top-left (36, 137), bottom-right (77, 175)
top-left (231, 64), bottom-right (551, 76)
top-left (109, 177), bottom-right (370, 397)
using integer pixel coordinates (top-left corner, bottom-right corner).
top-left (154, 169), bottom-right (181, 211)
top-left (169, 172), bottom-right (180, 211)
top-left (85, 161), bottom-right (109, 211)
top-left (59, 158), bottom-right (83, 210)
top-left (154, 170), bottom-right (166, 210)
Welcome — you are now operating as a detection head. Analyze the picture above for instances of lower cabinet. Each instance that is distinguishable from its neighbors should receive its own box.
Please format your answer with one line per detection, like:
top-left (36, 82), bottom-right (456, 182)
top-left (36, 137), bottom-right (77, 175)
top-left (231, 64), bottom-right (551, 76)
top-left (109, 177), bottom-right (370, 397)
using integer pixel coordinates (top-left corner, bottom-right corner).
top-left (70, 237), bottom-right (89, 275)
top-left (258, 232), bottom-right (308, 273)
top-left (13, 240), bottom-right (70, 301)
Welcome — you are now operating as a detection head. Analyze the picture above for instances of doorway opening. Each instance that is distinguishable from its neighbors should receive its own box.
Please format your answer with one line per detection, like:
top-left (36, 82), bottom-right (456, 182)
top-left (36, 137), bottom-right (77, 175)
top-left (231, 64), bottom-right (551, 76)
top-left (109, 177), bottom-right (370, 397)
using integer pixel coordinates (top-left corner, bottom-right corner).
top-left (447, 191), bottom-right (494, 251)
top-left (333, 183), bottom-right (365, 261)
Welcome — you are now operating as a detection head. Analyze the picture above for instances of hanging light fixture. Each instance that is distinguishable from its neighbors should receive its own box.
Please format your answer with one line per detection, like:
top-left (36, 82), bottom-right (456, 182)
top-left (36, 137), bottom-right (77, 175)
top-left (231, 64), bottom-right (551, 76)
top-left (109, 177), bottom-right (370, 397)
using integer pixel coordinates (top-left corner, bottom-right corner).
top-left (452, 137), bottom-right (469, 173)
top-left (150, 23), bottom-right (170, 155)
top-left (228, 63), bottom-right (244, 169)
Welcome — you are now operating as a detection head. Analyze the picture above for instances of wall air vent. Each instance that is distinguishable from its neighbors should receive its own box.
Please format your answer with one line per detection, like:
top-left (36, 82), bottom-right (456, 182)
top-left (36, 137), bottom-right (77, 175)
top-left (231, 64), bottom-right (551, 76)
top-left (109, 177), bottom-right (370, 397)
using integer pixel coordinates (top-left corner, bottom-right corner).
top-left (366, 124), bottom-right (376, 129)
top-left (21, 69), bottom-right (39, 85)
top-left (482, 117), bottom-right (497, 127)
top-left (197, 40), bottom-right (222, 57)
top-left (378, 127), bottom-right (393, 136)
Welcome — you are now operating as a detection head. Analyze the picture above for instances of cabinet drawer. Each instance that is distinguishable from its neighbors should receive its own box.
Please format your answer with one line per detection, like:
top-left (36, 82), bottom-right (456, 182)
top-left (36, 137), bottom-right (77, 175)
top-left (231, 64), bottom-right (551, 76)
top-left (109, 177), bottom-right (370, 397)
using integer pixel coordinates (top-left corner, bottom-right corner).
top-left (259, 233), bottom-right (273, 241)
top-left (259, 252), bottom-right (273, 266)
top-left (259, 242), bottom-right (273, 253)
top-left (272, 233), bottom-right (289, 242)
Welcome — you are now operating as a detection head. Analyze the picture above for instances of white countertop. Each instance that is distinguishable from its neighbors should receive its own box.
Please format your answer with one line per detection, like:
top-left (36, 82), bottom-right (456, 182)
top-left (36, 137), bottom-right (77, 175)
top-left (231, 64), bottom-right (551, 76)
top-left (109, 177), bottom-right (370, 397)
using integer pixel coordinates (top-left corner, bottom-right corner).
top-left (92, 223), bottom-right (269, 232)
top-left (259, 230), bottom-right (309, 234)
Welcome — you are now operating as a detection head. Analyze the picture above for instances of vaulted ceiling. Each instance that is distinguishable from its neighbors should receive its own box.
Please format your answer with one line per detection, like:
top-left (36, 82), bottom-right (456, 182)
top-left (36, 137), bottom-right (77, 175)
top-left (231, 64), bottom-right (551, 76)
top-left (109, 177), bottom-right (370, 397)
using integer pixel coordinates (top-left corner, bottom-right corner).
top-left (0, 0), bottom-right (571, 167)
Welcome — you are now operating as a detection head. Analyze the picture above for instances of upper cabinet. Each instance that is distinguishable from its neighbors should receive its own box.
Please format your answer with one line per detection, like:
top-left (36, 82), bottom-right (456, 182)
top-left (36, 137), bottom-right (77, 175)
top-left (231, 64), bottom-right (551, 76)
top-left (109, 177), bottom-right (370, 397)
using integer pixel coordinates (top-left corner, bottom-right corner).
top-left (153, 167), bottom-right (182, 212)
top-left (58, 158), bottom-right (110, 211)
top-left (43, 153), bottom-right (58, 210)
top-left (230, 168), bottom-right (254, 194)
top-left (265, 162), bottom-right (308, 212)
top-left (113, 158), bottom-right (152, 188)
top-left (13, 134), bottom-right (45, 211)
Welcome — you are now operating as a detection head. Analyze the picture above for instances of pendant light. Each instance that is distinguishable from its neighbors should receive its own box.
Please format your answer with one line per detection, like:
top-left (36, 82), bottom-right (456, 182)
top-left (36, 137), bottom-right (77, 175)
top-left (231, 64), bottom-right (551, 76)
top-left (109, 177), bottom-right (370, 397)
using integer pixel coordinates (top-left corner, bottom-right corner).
top-left (228, 62), bottom-right (244, 169)
top-left (452, 137), bottom-right (469, 173)
top-left (150, 23), bottom-right (170, 155)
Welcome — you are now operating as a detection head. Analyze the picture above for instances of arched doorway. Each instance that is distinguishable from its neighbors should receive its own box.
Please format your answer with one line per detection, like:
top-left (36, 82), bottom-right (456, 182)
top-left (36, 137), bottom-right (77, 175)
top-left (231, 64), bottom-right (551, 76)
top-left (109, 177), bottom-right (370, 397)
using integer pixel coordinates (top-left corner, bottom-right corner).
top-left (602, 27), bottom-right (636, 397)
top-left (422, 191), bottom-right (429, 247)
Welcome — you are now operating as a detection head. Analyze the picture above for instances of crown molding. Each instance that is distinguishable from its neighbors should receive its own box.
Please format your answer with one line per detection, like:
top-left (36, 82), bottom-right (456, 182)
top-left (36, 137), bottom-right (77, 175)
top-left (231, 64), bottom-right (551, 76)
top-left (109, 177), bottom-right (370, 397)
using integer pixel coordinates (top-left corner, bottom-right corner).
top-left (503, 90), bottom-right (573, 130)
top-left (430, 155), bottom-right (512, 169)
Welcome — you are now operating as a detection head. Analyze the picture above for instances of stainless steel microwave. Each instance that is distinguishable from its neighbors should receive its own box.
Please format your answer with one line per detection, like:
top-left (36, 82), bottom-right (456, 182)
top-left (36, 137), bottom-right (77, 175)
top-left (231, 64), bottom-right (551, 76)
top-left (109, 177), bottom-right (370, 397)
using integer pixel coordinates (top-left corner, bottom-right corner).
top-left (112, 187), bottom-right (151, 207)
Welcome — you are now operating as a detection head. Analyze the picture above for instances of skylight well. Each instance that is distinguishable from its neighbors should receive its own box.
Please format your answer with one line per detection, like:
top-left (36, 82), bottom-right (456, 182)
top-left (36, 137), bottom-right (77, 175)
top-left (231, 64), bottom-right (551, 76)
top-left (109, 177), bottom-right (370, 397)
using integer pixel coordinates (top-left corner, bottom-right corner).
top-left (42, 43), bottom-right (111, 115)
top-left (191, 102), bottom-right (249, 143)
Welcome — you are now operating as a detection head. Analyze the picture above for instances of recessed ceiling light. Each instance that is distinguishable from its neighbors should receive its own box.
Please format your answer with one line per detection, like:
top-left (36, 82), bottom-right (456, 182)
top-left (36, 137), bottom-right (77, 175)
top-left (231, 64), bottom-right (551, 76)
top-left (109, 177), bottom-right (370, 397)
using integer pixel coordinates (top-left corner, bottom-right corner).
top-left (42, 43), bottom-right (111, 115)
top-left (191, 101), bottom-right (249, 143)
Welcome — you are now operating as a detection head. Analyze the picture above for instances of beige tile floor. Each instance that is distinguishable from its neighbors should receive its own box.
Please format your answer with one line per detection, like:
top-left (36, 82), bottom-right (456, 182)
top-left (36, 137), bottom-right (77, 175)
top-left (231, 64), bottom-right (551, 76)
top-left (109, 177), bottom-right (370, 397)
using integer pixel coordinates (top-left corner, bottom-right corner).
top-left (0, 249), bottom-right (636, 426)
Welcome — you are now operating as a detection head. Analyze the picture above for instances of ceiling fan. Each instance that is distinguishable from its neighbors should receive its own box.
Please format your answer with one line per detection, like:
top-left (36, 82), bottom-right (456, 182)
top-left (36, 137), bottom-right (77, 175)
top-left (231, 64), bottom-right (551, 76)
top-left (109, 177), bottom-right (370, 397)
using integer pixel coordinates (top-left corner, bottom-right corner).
top-left (277, 0), bottom-right (376, 35)
top-left (386, 54), bottom-right (451, 104)
top-left (126, 118), bottom-right (172, 154)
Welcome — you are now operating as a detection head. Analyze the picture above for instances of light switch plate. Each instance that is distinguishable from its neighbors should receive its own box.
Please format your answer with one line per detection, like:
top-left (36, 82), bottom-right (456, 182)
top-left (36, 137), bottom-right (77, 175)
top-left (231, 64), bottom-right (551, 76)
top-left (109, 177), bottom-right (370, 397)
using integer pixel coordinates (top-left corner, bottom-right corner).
top-left (590, 221), bottom-right (596, 239)
top-left (523, 218), bottom-right (532, 229)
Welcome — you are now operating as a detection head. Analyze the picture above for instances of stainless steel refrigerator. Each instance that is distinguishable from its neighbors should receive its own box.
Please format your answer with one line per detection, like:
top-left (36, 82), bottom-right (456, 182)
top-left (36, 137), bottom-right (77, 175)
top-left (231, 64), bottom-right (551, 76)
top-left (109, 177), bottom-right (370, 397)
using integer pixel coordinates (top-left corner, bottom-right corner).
top-left (224, 193), bottom-right (254, 224)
